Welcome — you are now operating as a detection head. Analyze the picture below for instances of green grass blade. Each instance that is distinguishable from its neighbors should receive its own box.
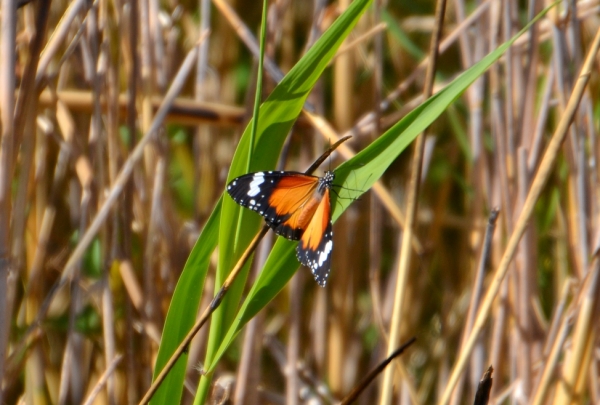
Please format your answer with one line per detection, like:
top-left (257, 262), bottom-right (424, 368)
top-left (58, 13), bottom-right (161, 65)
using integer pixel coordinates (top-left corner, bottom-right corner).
top-left (149, 197), bottom-right (221, 405)
top-left (206, 6), bottom-right (552, 371)
top-left (195, 0), bottom-right (373, 403)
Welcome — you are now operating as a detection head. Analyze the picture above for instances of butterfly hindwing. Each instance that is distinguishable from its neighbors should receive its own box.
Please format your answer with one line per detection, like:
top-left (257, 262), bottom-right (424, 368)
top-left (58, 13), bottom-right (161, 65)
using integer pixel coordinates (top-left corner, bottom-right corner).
top-left (226, 171), bottom-right (320, 240)
top-left (296, 188), bottom-right (333, 287)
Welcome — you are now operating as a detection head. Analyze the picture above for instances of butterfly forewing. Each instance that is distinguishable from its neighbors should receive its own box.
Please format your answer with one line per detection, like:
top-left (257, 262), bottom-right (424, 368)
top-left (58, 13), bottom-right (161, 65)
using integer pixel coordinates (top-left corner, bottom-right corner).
top-left (226, 171), bottom-right (320, 239)
top-left (296, 188), bottom-right (333, 287)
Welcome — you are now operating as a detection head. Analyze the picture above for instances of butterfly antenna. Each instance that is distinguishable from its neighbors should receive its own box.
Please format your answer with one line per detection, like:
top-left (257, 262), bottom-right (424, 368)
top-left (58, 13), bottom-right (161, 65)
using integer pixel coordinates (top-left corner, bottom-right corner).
top-left (305, 135), bottom-right (352, 175)
top-left (328, 139), bottom-right (332, 173)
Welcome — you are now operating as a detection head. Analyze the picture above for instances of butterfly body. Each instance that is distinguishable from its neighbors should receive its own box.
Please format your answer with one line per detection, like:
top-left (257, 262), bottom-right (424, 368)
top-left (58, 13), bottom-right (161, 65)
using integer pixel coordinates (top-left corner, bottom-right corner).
top-left (227, 170), bottom-right (335, 286)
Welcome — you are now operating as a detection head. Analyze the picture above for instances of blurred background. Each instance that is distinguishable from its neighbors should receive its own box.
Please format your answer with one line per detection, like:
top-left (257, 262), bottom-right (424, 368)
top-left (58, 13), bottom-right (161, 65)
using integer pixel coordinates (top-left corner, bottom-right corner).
top-left (1, 0), bottom-right (599, 404)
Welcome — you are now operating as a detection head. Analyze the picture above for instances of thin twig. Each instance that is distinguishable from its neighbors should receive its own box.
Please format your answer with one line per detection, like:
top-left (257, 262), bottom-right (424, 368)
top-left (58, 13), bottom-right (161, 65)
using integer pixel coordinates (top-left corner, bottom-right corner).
top-left (450, 209), bottom-right (499, 403)
top-left (472, 366), bottom-right (494, 405)
top-left (515, 147), bottom-right (533, 395)
top-left (36, 89), bottom-right (245, 126)
top-left (334, 22), bottom-right (387, 60)
top-left (35, 0), bottom-right (92, 85)
top-left (530, 308), bottom-right (574, 405)
top-left (7, 0), bottom-right (52, 358)
top-left (81, 354), bottom-right (123, 405)
top-left (211, 0), bottom-right (284, 82)
top-left (527, 64), bottom-right (555, 171)
top-left (339, 338), bottom-right (416, 405)
top-left (553, 252), bottom-right (600, 403)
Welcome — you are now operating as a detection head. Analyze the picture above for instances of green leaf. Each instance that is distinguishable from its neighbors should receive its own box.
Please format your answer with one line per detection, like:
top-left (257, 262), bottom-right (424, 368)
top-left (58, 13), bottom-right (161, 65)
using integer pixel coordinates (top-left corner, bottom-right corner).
top-left (196, 0), bottom-right (374, 403)
top-left (206, 5), bottom-right (552, 372)
top-left (150, 198), bottom-right (221, 405)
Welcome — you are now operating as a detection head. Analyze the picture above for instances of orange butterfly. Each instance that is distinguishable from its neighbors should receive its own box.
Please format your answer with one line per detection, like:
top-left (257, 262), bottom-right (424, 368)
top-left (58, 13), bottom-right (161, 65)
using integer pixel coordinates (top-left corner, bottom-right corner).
top-left (227, 170), bottom-right (334, 286)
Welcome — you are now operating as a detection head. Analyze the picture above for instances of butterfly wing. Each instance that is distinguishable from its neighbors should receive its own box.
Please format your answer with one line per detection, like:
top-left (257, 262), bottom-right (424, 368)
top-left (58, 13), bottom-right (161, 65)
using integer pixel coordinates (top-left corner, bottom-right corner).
top-left (226, 171), bottom-right (320, 240)
top-left (296, 188), bottom-right (333, 287)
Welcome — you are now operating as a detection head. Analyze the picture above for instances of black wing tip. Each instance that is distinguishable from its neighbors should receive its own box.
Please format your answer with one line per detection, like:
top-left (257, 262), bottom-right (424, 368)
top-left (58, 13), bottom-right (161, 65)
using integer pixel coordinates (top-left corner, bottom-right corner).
top-left (296, 248), bottom-right (331, 287)
top-left (315, 275), bottom-right (328, 287)
top-left (313, 266), bottom-right (330, 287)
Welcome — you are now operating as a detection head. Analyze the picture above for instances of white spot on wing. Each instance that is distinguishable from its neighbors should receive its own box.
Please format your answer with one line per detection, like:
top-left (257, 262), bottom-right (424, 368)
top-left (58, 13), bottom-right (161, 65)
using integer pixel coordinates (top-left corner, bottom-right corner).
top-left (317, 240), bottom-right (333, 267)
top-left (247, 173), bottom-right (265, 197)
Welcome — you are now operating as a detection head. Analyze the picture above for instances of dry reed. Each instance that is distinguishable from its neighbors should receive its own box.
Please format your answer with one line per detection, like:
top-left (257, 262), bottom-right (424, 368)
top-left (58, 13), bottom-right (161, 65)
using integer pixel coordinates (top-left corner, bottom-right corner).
top-left (1, 0), bottom-right (599, 404)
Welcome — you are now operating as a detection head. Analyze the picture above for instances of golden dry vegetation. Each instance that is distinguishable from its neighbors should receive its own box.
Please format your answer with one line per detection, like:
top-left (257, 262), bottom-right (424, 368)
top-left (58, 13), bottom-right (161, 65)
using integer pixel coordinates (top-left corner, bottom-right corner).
top-left (1, 0), bottom-right (600, 404)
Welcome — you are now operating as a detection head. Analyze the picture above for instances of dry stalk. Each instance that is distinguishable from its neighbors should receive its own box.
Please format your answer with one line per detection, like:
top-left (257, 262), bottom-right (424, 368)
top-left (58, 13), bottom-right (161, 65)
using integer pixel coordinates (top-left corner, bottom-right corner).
top-left (0, 0), bottom-right (17, 400)
top-left (340, 338), bottom-right (416, 405)
top-left (28, 38), bottom-right (205, 337)
top-left (438, 26), bottom-right (600, 405)
top-left (379, 0), bottom-right (447, 403)
top-left (553, 254), bottom-right (600, 404)
top-left (81, 354), bottom-right (123, 405)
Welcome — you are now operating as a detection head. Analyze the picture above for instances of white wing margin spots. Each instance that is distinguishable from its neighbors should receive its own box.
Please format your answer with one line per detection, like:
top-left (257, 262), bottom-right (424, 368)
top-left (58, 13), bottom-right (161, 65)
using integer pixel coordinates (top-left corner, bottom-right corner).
top-left (296, 221), bottom-right (333, 287)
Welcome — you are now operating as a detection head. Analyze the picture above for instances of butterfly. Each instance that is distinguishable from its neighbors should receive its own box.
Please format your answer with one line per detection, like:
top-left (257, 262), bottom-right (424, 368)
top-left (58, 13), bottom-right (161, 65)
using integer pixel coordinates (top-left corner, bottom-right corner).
top-left (227, 170), bottom-right (335, 287)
